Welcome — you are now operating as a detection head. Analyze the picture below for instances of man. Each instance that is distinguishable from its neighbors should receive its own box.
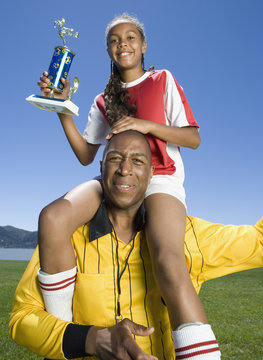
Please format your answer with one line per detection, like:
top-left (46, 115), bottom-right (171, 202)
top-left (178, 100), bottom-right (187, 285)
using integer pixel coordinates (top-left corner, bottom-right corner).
top-left (9, 131), bottom-right (263, 360)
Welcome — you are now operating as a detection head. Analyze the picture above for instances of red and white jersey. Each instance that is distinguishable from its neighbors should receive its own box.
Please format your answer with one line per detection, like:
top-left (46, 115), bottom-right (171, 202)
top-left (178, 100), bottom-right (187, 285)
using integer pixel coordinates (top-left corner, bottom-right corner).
top-left (83, 70), bottom-right (199, 176)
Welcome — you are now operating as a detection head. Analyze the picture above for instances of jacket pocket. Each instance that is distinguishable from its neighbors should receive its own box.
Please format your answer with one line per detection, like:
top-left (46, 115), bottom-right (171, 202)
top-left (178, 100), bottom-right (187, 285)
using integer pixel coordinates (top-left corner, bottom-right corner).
top-left (73, 272), bottom-right (107, 326)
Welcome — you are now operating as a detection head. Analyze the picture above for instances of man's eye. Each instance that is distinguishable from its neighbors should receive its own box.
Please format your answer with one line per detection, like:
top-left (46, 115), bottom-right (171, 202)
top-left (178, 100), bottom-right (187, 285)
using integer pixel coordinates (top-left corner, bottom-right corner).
top-left (127, 36), bottom-right (135, 40)
top-left (133, 158), bottom-right (144, 164)
top-left (108, 156), bottom-right (121, 162)
top-left (110, 39), bottom-right (118, 44)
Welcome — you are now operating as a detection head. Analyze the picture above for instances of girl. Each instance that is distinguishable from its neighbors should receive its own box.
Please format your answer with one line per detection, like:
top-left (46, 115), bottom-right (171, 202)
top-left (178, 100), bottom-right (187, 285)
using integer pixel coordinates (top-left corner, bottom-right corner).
top-left (37, 14), bottom-right (221, 359)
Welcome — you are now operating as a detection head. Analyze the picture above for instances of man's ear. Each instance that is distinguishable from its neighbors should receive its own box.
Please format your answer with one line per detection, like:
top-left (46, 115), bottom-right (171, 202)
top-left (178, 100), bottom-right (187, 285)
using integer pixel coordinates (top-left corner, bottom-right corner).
top-left (148, 165), bottom-right (154, 183)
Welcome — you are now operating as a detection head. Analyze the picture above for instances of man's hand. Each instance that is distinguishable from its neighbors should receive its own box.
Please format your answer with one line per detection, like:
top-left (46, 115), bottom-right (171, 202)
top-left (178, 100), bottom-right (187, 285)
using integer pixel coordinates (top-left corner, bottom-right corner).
top-left (86, 318), bottom-right (158, 359)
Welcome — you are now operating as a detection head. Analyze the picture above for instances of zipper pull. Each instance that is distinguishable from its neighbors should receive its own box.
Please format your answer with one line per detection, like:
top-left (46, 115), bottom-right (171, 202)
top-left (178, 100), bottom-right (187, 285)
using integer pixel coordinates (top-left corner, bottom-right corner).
top-left (116, 297), bottom-right (123, 322)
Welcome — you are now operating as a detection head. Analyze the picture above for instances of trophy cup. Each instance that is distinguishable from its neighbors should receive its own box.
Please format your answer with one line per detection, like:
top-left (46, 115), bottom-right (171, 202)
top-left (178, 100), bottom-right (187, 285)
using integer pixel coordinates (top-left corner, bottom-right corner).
top-left (26, 18), bottom-right (79, 116)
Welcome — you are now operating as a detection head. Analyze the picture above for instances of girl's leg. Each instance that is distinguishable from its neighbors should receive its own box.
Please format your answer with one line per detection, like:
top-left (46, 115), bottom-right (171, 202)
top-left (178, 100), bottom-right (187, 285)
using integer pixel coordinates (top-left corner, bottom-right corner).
top-left (145, 194), bottom-right (220, 359)
top-left (37, 179), bottom-right (103, 321)
top-left (145, 193), bottom-right (207, 328)
top-left (38, 180), bottom-right (103, 273)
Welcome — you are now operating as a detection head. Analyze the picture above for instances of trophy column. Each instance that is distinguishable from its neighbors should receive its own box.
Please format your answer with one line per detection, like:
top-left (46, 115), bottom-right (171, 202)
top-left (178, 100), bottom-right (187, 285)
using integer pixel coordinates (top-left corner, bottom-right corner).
top-left (47, 46), bottom-right (75, 93)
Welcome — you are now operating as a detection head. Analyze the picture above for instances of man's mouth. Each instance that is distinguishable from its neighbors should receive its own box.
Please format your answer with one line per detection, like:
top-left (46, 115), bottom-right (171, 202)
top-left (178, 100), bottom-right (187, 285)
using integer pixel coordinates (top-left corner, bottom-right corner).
top-left (114, 183), bottom-right (134, 192)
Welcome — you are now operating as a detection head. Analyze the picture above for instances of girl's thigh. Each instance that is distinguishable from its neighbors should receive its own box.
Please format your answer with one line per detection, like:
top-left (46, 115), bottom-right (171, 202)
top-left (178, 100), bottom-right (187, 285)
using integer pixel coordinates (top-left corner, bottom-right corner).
top-left (145, 193), bottom-right (186, 252)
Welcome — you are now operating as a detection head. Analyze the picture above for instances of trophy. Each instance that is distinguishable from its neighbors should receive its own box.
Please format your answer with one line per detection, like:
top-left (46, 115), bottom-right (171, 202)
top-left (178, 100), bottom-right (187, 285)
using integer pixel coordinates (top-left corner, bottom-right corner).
top-left (26, 18), bottom-right (79, 116)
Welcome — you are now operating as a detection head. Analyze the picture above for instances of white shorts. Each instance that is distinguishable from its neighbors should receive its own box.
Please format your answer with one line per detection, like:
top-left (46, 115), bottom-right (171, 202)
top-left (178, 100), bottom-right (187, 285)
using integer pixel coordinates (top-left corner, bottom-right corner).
top-left (144, 173), bottom-right (186, 208)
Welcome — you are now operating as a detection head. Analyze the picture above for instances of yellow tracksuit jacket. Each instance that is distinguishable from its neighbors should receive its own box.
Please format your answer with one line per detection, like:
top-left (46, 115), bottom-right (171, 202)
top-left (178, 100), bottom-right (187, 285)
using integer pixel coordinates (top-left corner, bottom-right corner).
top-left (9, 205), bottom-right (263, 359)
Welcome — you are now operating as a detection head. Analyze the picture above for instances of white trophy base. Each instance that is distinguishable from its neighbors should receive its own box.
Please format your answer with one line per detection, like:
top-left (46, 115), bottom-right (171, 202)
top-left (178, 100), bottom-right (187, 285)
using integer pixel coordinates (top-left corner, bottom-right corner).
top-left (26, 95), bottom-right (79, 116)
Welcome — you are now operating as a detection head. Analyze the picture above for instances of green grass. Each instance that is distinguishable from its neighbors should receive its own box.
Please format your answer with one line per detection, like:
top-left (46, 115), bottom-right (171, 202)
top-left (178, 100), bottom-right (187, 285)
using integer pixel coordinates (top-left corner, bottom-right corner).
top-left (0, 260), bottom-right (41, 360)
top-left (199, 268), bottom-right (263, 359)
top-left (0, 260), bottom-right (262, 359)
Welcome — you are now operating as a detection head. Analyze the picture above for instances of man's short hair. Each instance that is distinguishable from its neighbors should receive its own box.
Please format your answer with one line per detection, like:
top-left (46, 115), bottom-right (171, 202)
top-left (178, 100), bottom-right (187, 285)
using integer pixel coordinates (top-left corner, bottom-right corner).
top-left (103, 130), bottom-right (152, 163)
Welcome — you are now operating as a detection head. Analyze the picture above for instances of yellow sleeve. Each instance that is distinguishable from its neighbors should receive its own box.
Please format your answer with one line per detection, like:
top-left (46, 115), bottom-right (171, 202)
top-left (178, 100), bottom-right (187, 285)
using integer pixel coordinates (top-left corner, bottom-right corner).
top-left (185, 216), bottom-right (263, 293)
top-left (8, 247), bottom-right (69, 359)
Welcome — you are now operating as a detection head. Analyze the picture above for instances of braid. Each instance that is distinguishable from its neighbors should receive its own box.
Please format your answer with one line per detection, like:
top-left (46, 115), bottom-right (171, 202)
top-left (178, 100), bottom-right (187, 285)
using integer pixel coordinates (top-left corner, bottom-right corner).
top-left (104, 62), bottom-right (137, 126)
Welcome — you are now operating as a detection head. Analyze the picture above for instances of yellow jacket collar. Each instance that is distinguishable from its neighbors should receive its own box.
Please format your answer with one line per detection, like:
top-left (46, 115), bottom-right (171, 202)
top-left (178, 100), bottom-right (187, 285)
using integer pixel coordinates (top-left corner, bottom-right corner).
top-left (89, 200), bottom-right (146, 242)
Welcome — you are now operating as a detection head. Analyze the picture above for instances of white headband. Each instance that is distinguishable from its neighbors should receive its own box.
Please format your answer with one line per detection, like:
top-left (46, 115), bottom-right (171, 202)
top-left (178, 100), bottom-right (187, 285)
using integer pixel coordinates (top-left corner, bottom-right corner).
top-left (105, 16), bottom-right (146, 42)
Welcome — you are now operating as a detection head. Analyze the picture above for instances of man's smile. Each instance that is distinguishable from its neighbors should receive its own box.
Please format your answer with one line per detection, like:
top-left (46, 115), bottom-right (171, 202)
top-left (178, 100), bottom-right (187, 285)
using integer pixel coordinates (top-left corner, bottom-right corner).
top-left (114, 182), bottom-right (135, 192)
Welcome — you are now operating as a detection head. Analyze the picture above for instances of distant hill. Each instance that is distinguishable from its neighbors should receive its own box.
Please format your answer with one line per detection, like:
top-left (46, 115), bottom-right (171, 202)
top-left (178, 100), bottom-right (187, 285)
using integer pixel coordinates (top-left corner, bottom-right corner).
top-left (0, 226), bottom-right (37, 248)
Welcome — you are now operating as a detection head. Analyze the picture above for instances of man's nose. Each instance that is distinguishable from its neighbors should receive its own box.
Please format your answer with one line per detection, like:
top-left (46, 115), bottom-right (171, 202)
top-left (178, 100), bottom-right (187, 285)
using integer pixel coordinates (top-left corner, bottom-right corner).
top-left (117, 159), bottom-right (132, 175)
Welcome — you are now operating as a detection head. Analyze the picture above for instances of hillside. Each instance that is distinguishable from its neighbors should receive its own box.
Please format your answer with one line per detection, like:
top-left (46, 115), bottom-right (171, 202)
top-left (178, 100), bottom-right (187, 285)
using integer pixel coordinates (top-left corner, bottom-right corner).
top-left (0, 226), bottom-right (37, 248)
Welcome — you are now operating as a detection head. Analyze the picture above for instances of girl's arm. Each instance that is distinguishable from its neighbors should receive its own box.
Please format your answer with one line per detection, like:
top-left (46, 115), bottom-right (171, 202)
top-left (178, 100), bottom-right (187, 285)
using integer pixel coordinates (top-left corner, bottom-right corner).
top-left (58, 113), bottom-right (100, 165)
top-left (107, 117), bottom-right (201, 149)
top-left (38, 72), bottom-right (100, 165)
top-left (108, 70), bottom-right (201, 149)
top-left (107, 70), bottom-right (200, 149)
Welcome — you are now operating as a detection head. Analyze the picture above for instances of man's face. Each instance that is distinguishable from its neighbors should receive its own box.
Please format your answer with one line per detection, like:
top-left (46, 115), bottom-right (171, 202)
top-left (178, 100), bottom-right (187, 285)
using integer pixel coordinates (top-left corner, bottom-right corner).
top-left (101, 132), bottom-right (154, 211)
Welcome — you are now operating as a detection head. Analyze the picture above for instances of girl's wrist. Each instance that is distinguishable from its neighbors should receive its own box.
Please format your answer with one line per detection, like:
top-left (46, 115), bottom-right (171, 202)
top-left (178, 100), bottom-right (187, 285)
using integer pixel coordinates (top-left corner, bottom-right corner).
top-left (58, 112), bottom-right (73, 123)
top-left (147, 120), bottom-right (159, 135)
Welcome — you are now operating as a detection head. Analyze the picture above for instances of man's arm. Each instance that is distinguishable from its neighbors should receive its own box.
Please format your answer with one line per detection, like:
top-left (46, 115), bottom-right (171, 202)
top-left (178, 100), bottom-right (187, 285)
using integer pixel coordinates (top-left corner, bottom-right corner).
top-left (185, 216), bottom-right (263, 293)
top-left (9, 248), bottom-right (70, 359)
top-left (62, 319), bottom-right (157, 359)
top-left (9, 248), bottom-right (157, 360)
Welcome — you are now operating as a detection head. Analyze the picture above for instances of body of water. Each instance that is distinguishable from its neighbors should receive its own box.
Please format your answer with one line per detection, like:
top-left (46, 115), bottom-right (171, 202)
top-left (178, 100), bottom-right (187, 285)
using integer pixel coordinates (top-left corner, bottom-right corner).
top-left (0, 248), bottom-right (35, 260)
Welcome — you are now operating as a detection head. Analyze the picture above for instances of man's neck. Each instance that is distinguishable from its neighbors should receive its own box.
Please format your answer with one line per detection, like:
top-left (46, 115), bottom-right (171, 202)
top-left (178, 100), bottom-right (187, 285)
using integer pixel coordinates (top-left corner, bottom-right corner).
top-left (106, 206), bottom-right (140, 244)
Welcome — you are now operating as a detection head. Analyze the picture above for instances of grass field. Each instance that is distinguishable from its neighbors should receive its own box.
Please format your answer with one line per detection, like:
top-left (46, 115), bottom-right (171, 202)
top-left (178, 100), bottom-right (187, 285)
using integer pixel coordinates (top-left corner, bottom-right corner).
top-left (0, 259), bottom-right (262, 359)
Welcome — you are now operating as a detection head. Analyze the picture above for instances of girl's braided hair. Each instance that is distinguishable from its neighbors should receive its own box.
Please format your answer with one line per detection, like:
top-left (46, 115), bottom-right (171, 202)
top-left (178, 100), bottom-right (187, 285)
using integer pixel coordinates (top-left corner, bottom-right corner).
top-left (104, 14), bottom-right (146, 126)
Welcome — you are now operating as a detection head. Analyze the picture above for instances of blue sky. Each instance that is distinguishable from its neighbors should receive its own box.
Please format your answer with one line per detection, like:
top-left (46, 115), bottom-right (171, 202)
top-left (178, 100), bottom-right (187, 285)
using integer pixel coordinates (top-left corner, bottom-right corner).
top-left (1, 0), bottom-right (262, 231)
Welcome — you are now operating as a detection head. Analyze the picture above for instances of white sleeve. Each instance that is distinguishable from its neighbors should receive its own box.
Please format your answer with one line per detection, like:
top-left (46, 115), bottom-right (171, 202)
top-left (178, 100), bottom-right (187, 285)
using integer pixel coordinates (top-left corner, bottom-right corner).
top-left (164, 70), bottom-right (196, 128)
top-left (82, 95), bottom-right (110, 145)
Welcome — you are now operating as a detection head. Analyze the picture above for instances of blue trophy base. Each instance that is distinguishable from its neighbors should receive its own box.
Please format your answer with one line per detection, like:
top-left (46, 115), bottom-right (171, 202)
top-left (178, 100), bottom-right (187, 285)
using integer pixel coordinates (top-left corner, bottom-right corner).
top-left (26, 95), bottom-right (79, 116)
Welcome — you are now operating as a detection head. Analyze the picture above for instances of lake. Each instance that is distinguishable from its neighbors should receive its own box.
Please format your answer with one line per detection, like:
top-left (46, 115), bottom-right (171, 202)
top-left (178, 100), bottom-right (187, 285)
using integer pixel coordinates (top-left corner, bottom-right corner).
top-left (0, 248), bottom-right (35, 261)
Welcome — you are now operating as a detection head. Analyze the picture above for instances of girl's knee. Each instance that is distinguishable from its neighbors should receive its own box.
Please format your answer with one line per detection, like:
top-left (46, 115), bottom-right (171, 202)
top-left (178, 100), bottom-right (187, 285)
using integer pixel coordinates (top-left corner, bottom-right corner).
top-left (38, 200), bottom-right (72, 233)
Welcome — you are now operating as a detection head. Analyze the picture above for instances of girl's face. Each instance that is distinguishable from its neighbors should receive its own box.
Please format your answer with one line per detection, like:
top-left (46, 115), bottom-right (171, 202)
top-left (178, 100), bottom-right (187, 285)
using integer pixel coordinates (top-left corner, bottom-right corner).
top-left (107, 22), bottom-right (147, 73)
